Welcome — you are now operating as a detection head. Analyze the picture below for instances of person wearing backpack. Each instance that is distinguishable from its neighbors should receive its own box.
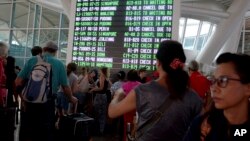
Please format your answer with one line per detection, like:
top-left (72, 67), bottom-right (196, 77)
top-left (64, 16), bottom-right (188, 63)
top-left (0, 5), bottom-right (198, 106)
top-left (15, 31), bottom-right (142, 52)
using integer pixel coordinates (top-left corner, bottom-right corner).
top-left (15, 41), bottom-right (78, 141)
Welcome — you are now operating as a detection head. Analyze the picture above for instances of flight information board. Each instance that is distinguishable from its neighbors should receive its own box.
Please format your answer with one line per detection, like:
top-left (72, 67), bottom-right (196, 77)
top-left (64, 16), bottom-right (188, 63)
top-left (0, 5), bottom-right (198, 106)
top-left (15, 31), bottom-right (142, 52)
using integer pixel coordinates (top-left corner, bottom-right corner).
top-left (71, 0), bottom-right (175, 70)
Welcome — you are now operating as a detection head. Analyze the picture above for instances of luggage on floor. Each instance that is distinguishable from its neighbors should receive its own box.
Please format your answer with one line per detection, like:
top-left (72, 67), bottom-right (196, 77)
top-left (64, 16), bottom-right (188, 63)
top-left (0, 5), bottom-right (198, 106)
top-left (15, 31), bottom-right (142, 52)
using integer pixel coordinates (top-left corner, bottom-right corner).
top-left (58, 113), bottom-right (94, 141)
top-left (0, 107), bottom-right (16, 141)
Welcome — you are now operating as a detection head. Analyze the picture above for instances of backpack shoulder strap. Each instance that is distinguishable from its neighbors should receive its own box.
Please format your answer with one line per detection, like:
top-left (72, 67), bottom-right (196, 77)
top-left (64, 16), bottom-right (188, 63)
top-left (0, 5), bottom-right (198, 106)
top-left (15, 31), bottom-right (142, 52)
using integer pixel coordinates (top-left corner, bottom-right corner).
top-left (36, 55), bottom-right (43, 63)
top-left (37, 55), bottom-right (50, 64)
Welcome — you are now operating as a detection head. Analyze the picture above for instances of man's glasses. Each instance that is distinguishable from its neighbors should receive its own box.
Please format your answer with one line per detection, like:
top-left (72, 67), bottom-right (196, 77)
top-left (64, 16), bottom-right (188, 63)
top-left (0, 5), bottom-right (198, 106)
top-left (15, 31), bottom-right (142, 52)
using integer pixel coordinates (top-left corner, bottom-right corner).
top-left (207, 75), bottom-right (241, 88)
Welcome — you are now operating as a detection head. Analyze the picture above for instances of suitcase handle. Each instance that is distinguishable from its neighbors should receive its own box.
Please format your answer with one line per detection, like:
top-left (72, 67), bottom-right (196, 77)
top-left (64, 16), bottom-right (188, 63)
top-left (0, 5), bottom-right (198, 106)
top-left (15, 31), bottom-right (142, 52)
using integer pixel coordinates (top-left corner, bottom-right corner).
top-left (73, 101), bottom-right (78, 114)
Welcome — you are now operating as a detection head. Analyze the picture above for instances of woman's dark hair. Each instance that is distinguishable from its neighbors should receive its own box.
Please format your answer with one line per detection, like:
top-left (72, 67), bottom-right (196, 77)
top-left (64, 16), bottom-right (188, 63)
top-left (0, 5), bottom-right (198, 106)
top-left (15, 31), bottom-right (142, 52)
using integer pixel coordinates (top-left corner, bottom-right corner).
top-left (127, 69), bottom-right (139, 81)
top-left (156, 40), bottom-right (189, 99)
top-left (117, 70), bottom-right (126, 80)
top-left (81, 67), bottom-right (89, 76)
top-left (216, 52), bottom-right (250, 84)
top-left (100, 67), bottom-right (108, 78)
top-left (5, 56), bottom-right (17, 88)
top-left (67, 62), bottom-right (77, 76)
top-left (31, 46), bottom-right (42, 56)
top-left (15, 66), bottom-right (21, 70)
top-left (89, 69), bottom-right (98, 81)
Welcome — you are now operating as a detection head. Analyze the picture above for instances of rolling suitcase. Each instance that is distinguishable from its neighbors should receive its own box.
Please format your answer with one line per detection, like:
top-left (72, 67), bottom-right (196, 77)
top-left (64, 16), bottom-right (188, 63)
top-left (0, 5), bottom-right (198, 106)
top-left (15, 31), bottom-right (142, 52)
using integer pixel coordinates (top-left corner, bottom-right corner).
top-left (58, 113), bottom-right (94, 141)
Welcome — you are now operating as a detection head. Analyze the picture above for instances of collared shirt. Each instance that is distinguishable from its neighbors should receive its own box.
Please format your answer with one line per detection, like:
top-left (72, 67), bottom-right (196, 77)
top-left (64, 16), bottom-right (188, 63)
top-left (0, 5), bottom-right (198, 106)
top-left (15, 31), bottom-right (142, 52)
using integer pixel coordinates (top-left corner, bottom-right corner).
top-left (189, 71), bottom-right (210, 99)
top-left (18, 53), bottom-right (68, 94)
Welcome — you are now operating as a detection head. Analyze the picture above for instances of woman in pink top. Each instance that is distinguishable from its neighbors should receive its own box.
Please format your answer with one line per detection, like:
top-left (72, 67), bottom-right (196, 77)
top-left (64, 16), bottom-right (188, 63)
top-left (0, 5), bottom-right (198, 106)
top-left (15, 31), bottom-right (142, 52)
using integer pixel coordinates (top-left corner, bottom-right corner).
top-left (115, 69), bottom-right (140, 141)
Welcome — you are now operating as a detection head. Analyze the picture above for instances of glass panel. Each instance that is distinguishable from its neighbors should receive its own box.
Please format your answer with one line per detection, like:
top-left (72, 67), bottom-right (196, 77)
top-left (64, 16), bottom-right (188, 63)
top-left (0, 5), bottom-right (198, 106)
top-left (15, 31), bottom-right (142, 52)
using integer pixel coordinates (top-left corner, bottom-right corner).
top-left (41, 7), bottom-right (60, 28)
top-left (13, 2), bottom-right (29, 28)
top-left (0, 0), bottom-right (12, 2)
top-left (26, 46), bottom-right (32, 57)
top-left (39, 29), bottom-right (59, 45)
top-left (183, 37), bottom-right (195, 50)
top-left (244, 32), bottom-right (250, 52)
top-left (212, 25), bottom-right (216, 34)
top-left (61, 14), bottom-right (69, 28)
top-left (15, 57), bottom-right (25, 69)
top-left (184, 19), bottom-right (200, 50)
top-left (0, 21), bottom-right (9, 29)
top-left (28, 3), bottom-right (35, 28)
top-left (238, 32), bottom-right (244, 53)
top-left (33, 29), bottom-right (39, 46)
top-left (185, 19), bottom-right (200, 37)
top-left (0, 30), bottom-right (10, 42)
top-left (206, 24), bottom-right (216, 43)
top-left (12, 30), bottom-right (27, 46)
top-left (8, 43), bottom-right (25, 57)
top-left (179, 18), bottom-right (185, 41)
top-left (200, 22), bottom-right (211, 35)
top-left (0, 3), bottom-right (12, 28)
top-left (34, 5), bottom-right (41, 28)
top-left (246, 18), bottom-right (250, 30)
top-left (196, 36), bottom-right (205, 51)
top-left (26, 29), bottom-right (33, 57)
top-left (59, 29), bottom-right (68, 59)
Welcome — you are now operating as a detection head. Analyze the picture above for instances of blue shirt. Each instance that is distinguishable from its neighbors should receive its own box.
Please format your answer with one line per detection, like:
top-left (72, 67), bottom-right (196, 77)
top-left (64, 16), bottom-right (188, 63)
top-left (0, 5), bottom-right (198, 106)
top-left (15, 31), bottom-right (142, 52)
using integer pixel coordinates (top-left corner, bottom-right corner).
top-left (18, 53), bottom-right (69, 94)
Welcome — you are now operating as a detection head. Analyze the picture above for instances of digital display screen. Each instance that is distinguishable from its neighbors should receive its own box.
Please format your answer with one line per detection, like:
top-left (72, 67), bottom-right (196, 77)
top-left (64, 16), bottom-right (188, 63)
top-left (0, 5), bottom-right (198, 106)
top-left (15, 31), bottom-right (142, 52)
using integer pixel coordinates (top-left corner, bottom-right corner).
top-left (71, 0), bottom-right (175, 70)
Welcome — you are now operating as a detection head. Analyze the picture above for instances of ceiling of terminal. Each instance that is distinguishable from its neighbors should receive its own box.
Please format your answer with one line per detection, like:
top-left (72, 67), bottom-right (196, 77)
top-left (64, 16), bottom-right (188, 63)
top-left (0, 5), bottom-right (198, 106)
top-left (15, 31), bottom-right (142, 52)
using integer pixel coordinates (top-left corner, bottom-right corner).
top-left (0, 0), bottom-right (249, 50)
top-left (0, 0), bottom-right (248, 29)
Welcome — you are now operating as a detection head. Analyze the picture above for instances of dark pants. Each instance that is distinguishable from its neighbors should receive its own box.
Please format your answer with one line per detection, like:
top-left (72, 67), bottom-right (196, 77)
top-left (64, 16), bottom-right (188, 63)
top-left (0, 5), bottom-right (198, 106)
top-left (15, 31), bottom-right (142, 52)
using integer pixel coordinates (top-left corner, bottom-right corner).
top-left (19, 100), bottom-right (55, 141)
top-left (94, 94), bottom-right (107, 134)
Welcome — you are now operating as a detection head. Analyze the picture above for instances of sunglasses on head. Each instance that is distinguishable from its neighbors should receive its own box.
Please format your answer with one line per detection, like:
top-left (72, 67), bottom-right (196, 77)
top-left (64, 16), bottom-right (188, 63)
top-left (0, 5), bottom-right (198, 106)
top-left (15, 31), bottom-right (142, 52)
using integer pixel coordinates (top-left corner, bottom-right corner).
top-left (207, 75), bottom-right (241, 88)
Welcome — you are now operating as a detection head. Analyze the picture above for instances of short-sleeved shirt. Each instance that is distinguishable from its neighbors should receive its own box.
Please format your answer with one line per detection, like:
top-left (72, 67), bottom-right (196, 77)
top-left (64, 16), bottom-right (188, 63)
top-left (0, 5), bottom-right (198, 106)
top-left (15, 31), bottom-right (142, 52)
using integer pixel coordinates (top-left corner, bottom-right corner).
top-left (122, 81), bottom-right (140, 96)
top-left (189, 71), bottom-right (210, 99)
top-left (58, 72), bottom-right (78, 93)
top-left (134, 80), bottom-right (202, 141)
top-left (18, 53), bottom-right (68, 94)
top-left (110, 81), bottom-right (124, 95)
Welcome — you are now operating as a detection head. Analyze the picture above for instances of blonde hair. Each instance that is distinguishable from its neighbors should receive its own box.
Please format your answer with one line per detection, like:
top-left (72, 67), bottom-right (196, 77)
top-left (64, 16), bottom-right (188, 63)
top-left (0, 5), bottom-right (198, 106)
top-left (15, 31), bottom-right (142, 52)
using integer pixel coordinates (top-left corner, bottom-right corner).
top-left (0, 42), bottom-right (8, 57)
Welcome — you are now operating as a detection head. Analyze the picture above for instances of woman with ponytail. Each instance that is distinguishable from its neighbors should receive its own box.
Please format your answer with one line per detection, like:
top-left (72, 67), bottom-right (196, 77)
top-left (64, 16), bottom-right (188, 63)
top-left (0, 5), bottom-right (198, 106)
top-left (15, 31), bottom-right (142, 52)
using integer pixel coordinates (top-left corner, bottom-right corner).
top-left (109, 40), bottom-right (202, 141)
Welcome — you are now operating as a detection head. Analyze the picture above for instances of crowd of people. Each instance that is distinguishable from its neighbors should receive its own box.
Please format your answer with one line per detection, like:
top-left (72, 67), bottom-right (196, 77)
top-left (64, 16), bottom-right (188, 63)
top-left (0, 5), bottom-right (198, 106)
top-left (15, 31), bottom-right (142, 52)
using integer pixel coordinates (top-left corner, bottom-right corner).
top-left (0, 40), bottom-right (250, 141)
